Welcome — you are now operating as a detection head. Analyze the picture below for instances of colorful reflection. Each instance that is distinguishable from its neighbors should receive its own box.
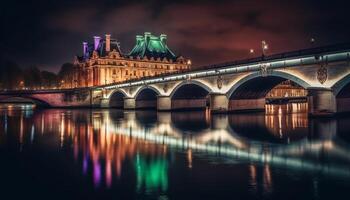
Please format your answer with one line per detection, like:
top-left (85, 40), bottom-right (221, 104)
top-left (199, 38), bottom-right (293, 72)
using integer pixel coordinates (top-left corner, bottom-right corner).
top-left (1, 104), bottom-right (350, 198)
top-left (265, 103), bottom-right (308, 139)
top-left (135, 154), bottom-right (168, 193)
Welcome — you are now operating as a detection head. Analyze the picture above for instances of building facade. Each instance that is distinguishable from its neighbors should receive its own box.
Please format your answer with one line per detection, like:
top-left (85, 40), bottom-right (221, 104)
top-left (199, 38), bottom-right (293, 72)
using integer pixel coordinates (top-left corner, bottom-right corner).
top-left (74, 32), bottom-right (191, 87)
top-left (267, 80), bottom-right (307, 98)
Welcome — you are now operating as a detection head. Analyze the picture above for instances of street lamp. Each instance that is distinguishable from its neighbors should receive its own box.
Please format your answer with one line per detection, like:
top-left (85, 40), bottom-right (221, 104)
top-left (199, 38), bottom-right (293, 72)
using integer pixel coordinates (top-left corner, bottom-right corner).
top-left (261, 40), bottom-right (269, 56)
top-left (249, 49), bottom-right (255, 58)
top-left (310, 38), bottom-right (315, 47)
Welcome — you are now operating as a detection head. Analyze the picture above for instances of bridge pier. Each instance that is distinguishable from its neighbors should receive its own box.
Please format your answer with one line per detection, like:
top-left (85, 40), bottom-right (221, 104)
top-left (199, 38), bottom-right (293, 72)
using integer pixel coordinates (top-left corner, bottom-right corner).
top-left (228, 98), bottom-right (265, 112)
top-left (210, 93), bottom-right (229, 113)
top-left (124, 97), bottom-right (136, 110)
top-left (171, 98), bottom-right (207, 110)
top-left (100, 98), bottom-right (110, 108)
top-left (136, 100), bottom-right (157, 109)
top-left (309, 118), bottom-right (337, 139)
top-left (307, 88), bottom-right (336, 117)
top-left (157, 96), bottom-right (172, 111)
top-left (212, 115), bottom-right (229, 129)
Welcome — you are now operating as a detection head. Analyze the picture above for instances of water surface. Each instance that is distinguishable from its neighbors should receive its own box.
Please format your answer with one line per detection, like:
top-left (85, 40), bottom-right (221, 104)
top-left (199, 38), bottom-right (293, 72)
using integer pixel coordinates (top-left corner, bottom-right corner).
top-left (0, 103), bottom-right (350, 200)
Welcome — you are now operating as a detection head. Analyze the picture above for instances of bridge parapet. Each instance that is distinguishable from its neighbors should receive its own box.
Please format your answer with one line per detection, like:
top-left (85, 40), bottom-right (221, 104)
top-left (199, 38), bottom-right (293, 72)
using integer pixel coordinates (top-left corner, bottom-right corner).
top-left (0, 88), bottom-right (101, 108)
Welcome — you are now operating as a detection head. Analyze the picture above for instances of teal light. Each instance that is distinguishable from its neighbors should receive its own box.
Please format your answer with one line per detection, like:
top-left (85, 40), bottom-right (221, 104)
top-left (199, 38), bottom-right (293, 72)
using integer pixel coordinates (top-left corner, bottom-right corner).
top-left (135, 154), bottom-right (168, 192)
top-left (129, 32), bottom-right (176, 59)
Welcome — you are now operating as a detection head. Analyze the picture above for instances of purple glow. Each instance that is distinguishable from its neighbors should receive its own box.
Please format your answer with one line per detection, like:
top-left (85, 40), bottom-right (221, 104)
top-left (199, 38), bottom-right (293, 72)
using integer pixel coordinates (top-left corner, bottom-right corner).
top-left (93, 161), bottom-right (101, 187)
top-left (83, 156), bottom-right (88, 174)
top-left (93, 36), bottom-right (101, 51)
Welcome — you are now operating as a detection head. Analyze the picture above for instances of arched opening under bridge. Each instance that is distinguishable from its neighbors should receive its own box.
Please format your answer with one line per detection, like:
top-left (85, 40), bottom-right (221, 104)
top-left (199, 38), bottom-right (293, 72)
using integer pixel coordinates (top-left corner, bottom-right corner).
top-left (334, 76), bottom-right (350, 113)
top-left (109, 91), bottom-right (125, 108)
top-left (171, 83), bottom-right (211, 111)
top-left (135, 88), bottom-right (159, 109)
top-left (228, 76), bottom-right (308, 113)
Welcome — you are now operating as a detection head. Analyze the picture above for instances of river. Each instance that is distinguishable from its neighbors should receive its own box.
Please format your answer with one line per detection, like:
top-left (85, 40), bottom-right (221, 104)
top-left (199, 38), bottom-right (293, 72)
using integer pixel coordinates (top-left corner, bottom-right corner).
top-left (0, 103), bottom-right (350, 199)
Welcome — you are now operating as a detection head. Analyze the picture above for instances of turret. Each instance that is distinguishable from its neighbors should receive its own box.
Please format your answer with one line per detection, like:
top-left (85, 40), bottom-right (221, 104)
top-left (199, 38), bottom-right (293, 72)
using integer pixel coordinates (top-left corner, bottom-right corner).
top-left (94, 36), bottom-right (101, 50)
top-left (105, 34), bottom-right (111, 52)
top-left (83, 42), bottom-right (88, 57)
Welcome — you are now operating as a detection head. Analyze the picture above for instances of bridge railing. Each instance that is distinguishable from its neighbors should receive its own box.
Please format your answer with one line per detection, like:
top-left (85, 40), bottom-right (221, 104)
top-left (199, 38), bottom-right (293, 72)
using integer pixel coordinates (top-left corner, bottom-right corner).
top-left (194, 42), bottom-right (350, 71)
top-left (98, 42), bottom-right (350, 89)
top-left (0, 87), bottom-right (93, 94)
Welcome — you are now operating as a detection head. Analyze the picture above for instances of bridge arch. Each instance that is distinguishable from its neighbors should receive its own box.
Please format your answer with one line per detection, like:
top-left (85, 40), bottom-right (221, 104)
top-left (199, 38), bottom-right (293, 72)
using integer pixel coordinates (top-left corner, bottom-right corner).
top-left (331, 74), bottom-right (350, 113)
top-left (169, 80), bottom-right (213, 99)
top-left (226, 71), bottom-right (310, 112)
top-left (134, 86), bottom-right (161, 109)
top-left (0, 96), bottom-right (51, 107)
top-left (169, 80), bottom-right (213, 110)
top-left (107, 88), bottom-right (129, 99)
top-left (108, 89), bottom-right (128, 108)
top-left (332, 74), bottom-right (350, 96)
top-left (133, 85), bottom-right (161, 98)
top-left (226, 71), bottom-right (311, 99)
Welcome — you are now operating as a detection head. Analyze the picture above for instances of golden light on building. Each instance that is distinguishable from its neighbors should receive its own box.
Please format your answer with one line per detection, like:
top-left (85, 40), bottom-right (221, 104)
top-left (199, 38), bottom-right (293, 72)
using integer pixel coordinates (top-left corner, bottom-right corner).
top-left (73, 32), bottom-right (191, 87)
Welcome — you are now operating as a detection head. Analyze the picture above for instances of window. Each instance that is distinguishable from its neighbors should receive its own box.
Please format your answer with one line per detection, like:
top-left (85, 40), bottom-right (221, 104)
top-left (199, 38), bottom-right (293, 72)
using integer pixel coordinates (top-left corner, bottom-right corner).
top-left (126, 70), bottom-right (128, 75)
top-left (113, 69), bottom-right (116, 74)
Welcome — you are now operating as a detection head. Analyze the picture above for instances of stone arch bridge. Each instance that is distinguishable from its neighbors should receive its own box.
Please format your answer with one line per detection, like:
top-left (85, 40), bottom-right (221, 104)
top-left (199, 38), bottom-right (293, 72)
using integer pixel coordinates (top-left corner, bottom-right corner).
top-left (1, 43), bottom-right (350, 116)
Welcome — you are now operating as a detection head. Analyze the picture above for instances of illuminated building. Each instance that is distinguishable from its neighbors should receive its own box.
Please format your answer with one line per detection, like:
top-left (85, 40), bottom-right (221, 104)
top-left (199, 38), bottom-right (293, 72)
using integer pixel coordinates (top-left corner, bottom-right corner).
top-left (267, 80), bottom-right (307, 98)
top-left (73, 32), bottom-right (191, 87)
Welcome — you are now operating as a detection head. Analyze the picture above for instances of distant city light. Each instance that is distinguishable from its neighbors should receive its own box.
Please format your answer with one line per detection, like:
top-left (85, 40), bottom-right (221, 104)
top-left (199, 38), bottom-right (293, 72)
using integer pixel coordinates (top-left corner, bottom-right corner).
top-left (310, 38), bottom-right (315, 44)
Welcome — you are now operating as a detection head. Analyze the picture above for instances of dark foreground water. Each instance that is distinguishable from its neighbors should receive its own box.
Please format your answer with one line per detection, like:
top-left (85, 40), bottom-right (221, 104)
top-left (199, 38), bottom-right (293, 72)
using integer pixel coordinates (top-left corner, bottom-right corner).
top-left (1, 103), bottom-right (350, 200)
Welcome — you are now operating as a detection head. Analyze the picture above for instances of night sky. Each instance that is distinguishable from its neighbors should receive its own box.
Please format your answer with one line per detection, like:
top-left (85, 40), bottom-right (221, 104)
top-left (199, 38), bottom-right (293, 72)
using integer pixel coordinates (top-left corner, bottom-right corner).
top-left (1, 0), bottom-right (350, 72)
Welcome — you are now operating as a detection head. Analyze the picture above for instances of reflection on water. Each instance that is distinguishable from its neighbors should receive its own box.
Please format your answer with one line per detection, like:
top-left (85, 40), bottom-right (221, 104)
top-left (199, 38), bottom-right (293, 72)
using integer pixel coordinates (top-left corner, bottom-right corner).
top-left (265, 103), bottom-right (308, 140)
top-left (1, 103), bottom-right (350, 199)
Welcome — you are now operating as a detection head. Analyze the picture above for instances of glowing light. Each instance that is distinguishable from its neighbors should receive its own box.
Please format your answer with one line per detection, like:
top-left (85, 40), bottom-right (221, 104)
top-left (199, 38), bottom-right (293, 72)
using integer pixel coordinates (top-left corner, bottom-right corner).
top-left (135, 155), bottom-right (168, 192)
top-left (93, 161), bottom-right (101, 187)
top-left (187, 149), bottom-right (193, 169)
top-left (261, 40), bottom-right (269, 56)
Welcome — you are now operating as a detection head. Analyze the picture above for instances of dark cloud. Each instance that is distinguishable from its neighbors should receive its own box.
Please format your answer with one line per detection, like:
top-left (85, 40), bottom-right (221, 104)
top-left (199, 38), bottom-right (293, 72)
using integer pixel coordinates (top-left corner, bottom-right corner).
top-left (1, 0), bottom-right (350, 72)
